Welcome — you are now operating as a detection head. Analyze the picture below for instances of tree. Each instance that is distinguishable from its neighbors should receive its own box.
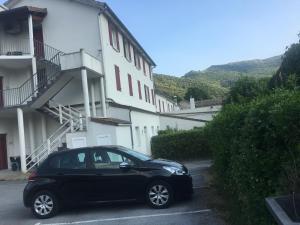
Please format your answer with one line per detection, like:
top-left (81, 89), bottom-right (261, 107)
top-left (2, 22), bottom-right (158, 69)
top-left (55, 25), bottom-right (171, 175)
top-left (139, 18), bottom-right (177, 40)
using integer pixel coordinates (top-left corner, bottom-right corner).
top-left (269, 35), bottom-right (300, 88)
top-left (184, 87), bottom-right (209, 101)
top-left (225, 77), bottom-right (269, 104)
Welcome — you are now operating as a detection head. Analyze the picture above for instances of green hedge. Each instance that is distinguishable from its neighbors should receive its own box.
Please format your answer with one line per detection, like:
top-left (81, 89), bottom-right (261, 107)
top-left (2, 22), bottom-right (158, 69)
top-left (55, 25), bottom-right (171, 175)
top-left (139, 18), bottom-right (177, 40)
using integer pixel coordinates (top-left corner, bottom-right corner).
top-left (151, 128), bottom-right (211, 160)
top-left (205, 89), bottom-right (300, 225)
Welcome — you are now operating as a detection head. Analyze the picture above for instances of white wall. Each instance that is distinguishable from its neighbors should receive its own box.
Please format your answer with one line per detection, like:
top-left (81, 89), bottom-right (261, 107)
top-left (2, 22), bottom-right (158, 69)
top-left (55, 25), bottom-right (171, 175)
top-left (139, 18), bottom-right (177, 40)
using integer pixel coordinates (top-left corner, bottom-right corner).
top-left (0, 111), bottom-right (61, 169)
top-left (159, 115), bottom-right (205, 130)
top-left (98, 14), bottom-right (156, 113)
top-left (0, 19), bottom-right (30, 55)
top-left (12, 0), bottom-right (102, 58)
top-left (130, 110), bottom-right (160, 155)
top-left (0, 66), bottom-right (32, 106)
top-left (156, 94), bottom-right (176, 113)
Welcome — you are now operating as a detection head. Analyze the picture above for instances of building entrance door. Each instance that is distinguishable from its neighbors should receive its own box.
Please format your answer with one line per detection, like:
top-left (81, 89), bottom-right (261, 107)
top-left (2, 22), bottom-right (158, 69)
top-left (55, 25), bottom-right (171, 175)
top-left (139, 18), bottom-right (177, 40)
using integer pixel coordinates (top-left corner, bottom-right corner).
top-left (0, 134), bottom-right (8, 170)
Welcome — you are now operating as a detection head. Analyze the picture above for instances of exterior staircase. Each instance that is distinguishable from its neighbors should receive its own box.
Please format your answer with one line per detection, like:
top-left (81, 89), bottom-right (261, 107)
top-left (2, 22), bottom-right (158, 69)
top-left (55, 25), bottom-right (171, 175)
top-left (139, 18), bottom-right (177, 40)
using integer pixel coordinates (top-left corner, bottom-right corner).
top-left (26, 100), bottom-right (86, 171)
top-left (0, 40), bottom-right (87, 171)
top-left (0, 40), bottom-right (72, 109)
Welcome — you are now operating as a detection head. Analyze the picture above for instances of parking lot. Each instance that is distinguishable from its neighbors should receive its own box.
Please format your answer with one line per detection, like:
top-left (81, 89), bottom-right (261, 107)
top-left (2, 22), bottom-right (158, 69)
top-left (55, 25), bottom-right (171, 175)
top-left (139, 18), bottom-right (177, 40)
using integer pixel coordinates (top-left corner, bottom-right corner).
top-left (0, 161), bottom-right (225, 225)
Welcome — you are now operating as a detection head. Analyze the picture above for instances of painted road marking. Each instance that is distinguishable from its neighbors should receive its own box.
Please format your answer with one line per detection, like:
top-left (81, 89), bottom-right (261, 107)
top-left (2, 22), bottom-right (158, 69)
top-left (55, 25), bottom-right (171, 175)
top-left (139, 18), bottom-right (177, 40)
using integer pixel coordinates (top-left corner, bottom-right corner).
top-left (36, 209), bottom-right (212, 225)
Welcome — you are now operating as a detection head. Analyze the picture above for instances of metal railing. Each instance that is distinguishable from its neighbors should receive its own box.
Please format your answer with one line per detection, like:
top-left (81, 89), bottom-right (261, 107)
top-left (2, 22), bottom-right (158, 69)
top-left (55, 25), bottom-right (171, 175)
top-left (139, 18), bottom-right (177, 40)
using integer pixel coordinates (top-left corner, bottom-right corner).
top-left (0, 40), bottom-right (64, 108)
top-left (0, 38), bottom-right (31, 56)
top-left (25, 102), bottom-right (86, 171)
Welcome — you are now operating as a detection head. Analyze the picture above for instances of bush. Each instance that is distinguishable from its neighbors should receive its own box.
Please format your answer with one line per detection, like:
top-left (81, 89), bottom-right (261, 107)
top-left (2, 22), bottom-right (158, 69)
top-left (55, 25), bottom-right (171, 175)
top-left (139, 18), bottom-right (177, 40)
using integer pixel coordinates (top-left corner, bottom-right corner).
top-left (151, 128), bottom-right (211, 160)
top-left (205, 89), bottom-right (300, 225)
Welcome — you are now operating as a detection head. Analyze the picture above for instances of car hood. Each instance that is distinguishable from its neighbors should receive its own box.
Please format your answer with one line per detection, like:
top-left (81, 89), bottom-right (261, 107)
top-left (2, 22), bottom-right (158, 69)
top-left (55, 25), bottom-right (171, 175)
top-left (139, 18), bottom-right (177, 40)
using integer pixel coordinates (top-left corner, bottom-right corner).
top-left (148, 158), bottom-right (184, 169)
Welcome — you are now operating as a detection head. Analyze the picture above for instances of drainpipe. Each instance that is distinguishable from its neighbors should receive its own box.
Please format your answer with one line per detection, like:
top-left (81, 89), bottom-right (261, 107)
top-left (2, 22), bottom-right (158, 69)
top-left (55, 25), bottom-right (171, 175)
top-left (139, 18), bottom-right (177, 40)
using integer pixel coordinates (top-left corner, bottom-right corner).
top-left (129, 108), bottom-right (134, 149)
top-left (98, 10), bottom-right (108, 117)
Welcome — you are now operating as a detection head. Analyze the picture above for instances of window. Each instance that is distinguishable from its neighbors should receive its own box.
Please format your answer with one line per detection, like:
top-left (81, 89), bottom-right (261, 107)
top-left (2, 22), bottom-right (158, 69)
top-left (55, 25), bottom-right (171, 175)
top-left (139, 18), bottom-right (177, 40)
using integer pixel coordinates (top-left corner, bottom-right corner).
top-left (151, 89), bottom-right (155, 105)
top-left (128, 74), bottom-right (133, 96)
top-left (168, 104), bottom-right (170, 112)
top-left (144, 85), bottom-right (150, 103)
top-left (138, 80), bottom-right (142, 100)
top-left (108, 21), bottom-right (120, 51)
top-left (134, 49), bottom-right (141, 70)
top-left (148, 64), bottom-right (152, 80)
top-left (151, 126), bottom-right (155, 136)
top-left (115, 65), bottom-right (121, 91)
top-left (90, 149), bottom-right (134, 169)
top-left (48, 151), bottom-right (87, 169)
top-left (144, 85), bottom-right (147, 102)
top-left (142, 58), bottom-right (146, 75)
top-left (123, 37), bottom-right (131, 61)
top-left (135, 126), bottom-right (141, 147)
top-left (162, 101), bottom-right (165, 112)
top-left (159, 100), bottom-right (161, 112)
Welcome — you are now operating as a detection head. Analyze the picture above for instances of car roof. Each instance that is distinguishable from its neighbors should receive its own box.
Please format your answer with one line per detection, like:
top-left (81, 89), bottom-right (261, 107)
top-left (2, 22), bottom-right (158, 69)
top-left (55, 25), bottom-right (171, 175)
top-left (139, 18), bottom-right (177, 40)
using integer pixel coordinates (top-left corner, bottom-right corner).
top-left (49, 145), bottom-right (122, 157)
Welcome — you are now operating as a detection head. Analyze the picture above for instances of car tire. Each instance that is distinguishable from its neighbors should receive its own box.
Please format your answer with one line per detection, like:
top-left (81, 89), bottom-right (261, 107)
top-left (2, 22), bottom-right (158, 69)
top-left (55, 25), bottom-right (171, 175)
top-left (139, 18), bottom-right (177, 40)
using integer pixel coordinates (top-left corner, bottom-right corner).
top-left (31, 191), bottom-right (59, 219)
top-left (146, 180), bottom-right (174, 209)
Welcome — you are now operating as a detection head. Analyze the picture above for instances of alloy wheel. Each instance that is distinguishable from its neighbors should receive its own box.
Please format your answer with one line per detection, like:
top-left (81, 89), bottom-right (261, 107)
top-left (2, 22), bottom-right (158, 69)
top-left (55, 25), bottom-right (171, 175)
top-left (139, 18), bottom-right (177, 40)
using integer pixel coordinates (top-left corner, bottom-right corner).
top-left (34, 194), bottom-right (54, 216)
top-left (148, 184), bottom-right (170, 206)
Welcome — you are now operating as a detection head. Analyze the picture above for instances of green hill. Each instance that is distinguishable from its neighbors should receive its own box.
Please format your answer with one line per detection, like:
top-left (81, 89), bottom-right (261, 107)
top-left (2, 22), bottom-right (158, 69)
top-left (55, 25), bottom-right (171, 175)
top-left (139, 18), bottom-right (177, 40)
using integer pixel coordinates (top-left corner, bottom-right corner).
top-left (154, 55), bottom-right (282, 100)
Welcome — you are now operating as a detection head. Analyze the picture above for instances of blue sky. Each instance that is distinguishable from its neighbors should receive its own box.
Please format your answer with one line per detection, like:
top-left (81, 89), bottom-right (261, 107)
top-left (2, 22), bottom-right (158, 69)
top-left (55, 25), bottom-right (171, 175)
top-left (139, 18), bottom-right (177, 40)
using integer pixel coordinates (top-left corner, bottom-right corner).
top-left (1, 0), bottom-right (300, 76)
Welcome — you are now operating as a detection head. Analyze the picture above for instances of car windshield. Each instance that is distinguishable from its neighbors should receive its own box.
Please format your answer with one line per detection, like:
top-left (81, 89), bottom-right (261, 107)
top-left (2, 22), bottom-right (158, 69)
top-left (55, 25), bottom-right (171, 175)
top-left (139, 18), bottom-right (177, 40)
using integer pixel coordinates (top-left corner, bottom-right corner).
top-left (118, 146), bottom-right (152, 161)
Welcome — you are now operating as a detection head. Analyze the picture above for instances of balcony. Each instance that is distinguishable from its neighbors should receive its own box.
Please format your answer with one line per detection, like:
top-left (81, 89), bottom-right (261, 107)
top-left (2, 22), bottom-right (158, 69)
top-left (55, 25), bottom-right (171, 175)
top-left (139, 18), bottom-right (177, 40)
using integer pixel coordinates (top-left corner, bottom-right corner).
top-left (0, 6), bottom-right (47, 67)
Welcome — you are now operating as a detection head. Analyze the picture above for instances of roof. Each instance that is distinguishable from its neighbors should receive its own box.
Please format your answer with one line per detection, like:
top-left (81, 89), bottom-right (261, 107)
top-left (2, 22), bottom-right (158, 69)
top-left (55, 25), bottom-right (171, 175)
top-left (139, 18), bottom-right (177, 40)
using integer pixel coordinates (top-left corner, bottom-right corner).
top-left (91, 117), bottom-right (131, 126)
top-left (4, 0), bottom-right (156, 66)
top-left (0, 5), bottom-right (47, 20)
top-left (155, 90), bottom-right (177, 104)
top-left (0, 4), bottom-right (8, 10)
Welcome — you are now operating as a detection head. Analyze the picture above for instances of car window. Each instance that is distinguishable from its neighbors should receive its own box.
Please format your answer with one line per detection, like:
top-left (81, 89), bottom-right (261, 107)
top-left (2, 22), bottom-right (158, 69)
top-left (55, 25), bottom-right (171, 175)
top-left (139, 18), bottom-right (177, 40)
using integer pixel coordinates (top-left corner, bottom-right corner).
top-left (91, 149), bottom-right (134, 169)
top-left (48, 151), bottom-right (87, 169)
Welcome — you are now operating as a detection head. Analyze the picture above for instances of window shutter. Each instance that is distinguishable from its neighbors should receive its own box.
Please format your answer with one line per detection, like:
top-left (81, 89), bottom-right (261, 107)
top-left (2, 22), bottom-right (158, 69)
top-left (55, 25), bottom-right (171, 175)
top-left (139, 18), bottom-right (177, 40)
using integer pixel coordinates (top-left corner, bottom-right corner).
top-left (159, 100), bottom-right (161, 112)
top-left (143, 59), bottom-right (146, 75)
top-left (115, 65), bottom-right (121, 91)
top-left (108, 22), bottom-right (113, 47)
top-left (116, 31), bottom-right (120, 51)
top-left (128, 44), bottom-right (132, 60)
top-left (128, 74), bottom-right (133, 96)
top-left (147, 87), bottom-right (150, 103)
top-left (149, 64), bottom-right (152, 79)
top-left (162, 102), bottom-right (165, 112)
top-left (123, 37), bottom-right (126, 58)
top-left (151, 89), bottom-right (155, 105)
top-left (144, 85), bottom-right (147, 102)
top-left (138, 80), bottom-right (142, 99)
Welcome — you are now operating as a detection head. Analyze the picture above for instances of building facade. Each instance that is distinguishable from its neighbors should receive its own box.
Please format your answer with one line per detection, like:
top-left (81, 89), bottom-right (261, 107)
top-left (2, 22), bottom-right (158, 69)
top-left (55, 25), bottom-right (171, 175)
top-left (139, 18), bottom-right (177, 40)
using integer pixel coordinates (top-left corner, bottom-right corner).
top-left (0, 0), bottom-right (205, 173)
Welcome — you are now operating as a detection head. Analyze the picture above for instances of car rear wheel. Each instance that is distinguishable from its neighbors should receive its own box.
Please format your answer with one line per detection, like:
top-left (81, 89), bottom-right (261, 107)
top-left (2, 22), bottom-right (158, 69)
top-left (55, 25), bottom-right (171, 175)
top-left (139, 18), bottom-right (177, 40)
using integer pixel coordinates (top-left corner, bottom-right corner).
top-left (146, 181), bottom-right (173, 209)
top-left (31, 191), bottom-right (59, 219)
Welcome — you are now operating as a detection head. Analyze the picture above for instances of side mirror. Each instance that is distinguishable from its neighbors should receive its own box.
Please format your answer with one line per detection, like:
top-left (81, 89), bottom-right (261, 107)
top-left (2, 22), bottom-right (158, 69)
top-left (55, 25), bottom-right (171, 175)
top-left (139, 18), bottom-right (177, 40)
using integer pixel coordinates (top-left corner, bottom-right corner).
top-left (119, 162), bottom-right (131, 170)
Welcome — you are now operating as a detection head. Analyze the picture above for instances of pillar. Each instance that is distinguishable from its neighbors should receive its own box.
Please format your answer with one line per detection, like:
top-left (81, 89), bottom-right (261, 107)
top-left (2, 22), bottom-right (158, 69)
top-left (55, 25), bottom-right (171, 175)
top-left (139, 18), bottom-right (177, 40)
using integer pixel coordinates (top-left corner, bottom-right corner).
top-left (17, 108), bottom-right (27, 173)
top-left (28, 14), bottom-right (34, 56)
top-left (28, 114), bottom-right (35, 155)
top-left (81, 68), bottom-right (91, 119)
top-left (41, 114), bottom-right (47, 142)
top-left (100, 76), bottom-right (107, 117)
top-left (90, 81), bottom-right (97, 117)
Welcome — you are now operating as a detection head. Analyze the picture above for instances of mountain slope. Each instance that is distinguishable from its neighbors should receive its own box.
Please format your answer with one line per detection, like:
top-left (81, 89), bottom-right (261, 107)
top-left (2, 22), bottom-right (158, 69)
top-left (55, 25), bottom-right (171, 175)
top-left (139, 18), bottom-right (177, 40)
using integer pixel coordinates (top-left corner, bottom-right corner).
top-left (184, 55), bottom-right (282, 82)
top-left (154, 55), bottom-right (282, 100)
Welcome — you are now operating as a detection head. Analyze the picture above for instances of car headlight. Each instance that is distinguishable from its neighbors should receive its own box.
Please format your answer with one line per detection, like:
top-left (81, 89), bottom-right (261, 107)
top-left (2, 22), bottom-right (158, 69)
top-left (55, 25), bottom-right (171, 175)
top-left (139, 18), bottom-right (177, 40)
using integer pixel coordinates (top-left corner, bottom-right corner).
top-left (163, 166), bottom-right (186, 175)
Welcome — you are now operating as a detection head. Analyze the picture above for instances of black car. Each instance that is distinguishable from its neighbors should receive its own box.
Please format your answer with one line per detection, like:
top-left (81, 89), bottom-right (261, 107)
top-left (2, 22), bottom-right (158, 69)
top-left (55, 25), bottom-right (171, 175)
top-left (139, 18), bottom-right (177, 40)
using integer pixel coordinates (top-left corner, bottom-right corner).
top-left (23, 146), bottom-right (193, 219)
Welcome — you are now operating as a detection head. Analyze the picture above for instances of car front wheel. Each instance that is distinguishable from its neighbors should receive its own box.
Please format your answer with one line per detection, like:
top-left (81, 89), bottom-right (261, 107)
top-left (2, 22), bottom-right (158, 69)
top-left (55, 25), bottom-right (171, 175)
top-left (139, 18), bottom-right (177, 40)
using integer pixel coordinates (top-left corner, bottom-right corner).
top-left (146, 181), bottom-right (173, 209)
top-left (31, 191), bottom-right (59, 219)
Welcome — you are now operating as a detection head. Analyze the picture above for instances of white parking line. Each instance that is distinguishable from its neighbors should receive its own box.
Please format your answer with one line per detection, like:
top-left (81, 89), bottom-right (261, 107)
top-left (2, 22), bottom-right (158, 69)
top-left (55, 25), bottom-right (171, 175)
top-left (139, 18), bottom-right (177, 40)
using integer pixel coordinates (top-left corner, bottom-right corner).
top-left (36, 209), bottom-right (212, 225)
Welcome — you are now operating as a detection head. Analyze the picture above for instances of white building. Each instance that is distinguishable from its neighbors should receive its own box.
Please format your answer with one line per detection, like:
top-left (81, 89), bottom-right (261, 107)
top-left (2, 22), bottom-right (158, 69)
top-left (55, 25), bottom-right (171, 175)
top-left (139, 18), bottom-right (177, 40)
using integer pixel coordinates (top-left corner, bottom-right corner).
top-left (0, 0), bottom-right (205, 173)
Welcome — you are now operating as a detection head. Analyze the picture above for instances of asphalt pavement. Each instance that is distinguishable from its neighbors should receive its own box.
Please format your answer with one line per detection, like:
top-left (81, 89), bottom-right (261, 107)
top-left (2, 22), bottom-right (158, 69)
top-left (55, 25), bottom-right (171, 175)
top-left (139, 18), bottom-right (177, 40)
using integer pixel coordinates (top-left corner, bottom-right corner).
top-left (0, 160), bottom-right (225, 225)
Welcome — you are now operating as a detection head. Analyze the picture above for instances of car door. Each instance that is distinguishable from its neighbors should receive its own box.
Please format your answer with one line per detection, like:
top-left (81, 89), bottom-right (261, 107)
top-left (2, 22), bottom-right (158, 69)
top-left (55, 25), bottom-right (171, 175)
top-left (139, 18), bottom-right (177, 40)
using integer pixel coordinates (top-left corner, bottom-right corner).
top-left (89, 148), bottom-right (146, 201)
top-left (47, 150), bottom-right (96, 204)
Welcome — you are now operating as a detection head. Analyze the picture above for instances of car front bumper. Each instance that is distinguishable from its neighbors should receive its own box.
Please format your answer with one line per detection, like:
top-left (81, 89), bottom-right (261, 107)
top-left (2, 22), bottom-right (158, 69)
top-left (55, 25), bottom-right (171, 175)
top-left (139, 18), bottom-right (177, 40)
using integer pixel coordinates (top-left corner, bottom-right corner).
top-left (170, 174), bottom-right (193, 199)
